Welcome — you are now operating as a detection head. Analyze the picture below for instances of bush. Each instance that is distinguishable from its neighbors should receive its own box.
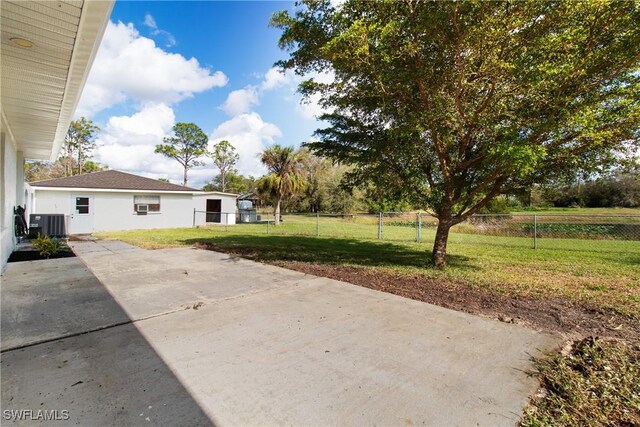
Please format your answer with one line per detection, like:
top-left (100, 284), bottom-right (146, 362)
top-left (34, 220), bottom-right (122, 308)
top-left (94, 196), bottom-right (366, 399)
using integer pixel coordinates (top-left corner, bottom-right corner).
top-left (32, 234), bottom-right (64, 258)
top-left (545, 185), bottom-right (584, 208)
top-left (583, 174), bottom-right (640, 208)
top-left (479, 196), bottom-right (512, 214)
top-left (540, 173), bottom-right (639, 208)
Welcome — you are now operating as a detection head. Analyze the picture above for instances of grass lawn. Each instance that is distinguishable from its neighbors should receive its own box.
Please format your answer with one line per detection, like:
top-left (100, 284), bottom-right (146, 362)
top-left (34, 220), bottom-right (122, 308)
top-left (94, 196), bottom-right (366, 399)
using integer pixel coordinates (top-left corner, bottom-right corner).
top-left (97, 215), bottom-right (640, 319)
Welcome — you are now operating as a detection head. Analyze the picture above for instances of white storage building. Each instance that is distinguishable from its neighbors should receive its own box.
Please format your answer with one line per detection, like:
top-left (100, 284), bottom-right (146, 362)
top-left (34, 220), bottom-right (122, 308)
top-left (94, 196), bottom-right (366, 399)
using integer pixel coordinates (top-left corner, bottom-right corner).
top-left (29, 170), bottom-right (238, 234)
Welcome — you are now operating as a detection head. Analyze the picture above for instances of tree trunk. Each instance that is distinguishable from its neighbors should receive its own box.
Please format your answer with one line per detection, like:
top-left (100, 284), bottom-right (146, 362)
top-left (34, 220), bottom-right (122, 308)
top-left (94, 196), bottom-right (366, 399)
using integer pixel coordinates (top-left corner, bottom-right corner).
top-left (274, 199), bottom-right (281, 225)
top-left (221, 172), bottom-right (226, 192)
top-left (78, 150), bottom-right (83, 175)
top-left (432, 218), bottom-right (452, 269)
top-left (183, 168), bottom-right (188, 186)
top-left (66, 151), bottom-right (73, 176)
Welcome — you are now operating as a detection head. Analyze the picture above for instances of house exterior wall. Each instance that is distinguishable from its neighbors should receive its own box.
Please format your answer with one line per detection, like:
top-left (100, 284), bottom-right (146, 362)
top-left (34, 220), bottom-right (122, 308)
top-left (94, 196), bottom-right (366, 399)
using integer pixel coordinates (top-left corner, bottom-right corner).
top-left (1, 128), bottom-right (23, 269)
top-left (192, 193), bottom-right (237, 226)
top-left (33, 190), bottom-right (197, 233)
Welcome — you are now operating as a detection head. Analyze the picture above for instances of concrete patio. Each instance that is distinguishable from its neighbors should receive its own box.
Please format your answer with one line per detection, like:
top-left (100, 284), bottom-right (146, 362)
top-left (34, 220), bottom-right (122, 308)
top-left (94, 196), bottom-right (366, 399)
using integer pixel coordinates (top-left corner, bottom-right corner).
top-left (1, 240), bottom-right (559, 426)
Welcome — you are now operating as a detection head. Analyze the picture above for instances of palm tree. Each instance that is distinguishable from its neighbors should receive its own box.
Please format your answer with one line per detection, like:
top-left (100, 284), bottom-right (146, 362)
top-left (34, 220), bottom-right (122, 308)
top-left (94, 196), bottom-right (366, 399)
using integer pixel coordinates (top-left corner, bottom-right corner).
top-left (257, 145), bottom-right (306, 225)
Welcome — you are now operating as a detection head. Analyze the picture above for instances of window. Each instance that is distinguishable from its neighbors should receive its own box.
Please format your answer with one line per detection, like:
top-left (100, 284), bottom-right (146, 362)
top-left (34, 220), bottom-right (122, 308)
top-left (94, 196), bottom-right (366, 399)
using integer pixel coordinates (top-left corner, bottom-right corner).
top-left (75, 197), bottom-right (90, 214)
top-left (134, 195), bottom-right (160, 214)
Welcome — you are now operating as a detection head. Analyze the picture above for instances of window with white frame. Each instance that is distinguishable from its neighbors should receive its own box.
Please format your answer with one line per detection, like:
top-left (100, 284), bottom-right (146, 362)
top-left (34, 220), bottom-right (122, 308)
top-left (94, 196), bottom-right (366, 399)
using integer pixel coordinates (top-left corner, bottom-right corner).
top-left (134, 195), bottom-right (160, 214)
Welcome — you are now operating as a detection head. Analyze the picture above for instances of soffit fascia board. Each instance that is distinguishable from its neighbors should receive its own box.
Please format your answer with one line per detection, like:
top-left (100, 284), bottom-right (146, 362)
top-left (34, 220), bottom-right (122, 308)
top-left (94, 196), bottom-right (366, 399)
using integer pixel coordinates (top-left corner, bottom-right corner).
top-left (1, 110), bottom-right (18, 151)
top-left (49, 0), bottom-right (114, 161)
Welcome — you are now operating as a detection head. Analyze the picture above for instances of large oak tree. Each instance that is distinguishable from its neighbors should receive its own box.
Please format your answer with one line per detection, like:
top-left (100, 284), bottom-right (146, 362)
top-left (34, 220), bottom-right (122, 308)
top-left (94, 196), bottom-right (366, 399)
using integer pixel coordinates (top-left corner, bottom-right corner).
top-left (272, 0), bottom-right (640, 267)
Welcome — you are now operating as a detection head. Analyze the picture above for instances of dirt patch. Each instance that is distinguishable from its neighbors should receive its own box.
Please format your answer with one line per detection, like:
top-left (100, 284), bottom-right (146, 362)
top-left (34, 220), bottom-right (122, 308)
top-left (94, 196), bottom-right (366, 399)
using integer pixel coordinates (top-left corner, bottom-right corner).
top-left (282, 262), bottom-right (640, 343)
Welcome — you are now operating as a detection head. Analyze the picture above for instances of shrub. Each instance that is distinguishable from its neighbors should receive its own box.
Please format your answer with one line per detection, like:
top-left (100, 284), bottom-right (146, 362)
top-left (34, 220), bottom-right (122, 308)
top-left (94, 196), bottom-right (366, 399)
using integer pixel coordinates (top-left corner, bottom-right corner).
top-left (540, 173), bottom-right (639, 208)
top-left (479, 196), bottom-right (512, 214)
top-left (583, 174), bottom-right (640, 208)
top-left (521, 338), bottom-right (640, 427)
top-left (32, 234), bottom-right (64, 258)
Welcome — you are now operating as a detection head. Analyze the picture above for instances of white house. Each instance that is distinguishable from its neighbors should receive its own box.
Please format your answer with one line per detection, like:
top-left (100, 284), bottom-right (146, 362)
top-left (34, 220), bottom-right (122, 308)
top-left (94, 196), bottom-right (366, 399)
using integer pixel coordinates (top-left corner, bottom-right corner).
top-left (29, 170), bottom-right (238, 234)
top-left (1, 1), bottom-right (114, 268)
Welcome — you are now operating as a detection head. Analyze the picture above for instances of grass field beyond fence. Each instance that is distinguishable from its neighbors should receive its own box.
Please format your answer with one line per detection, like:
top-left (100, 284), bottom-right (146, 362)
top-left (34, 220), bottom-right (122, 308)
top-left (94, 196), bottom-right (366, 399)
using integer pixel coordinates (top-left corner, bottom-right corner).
top-left (195, 211), bottom-right (640, 243)
top-left (98, 213), bottom-right (640, 319)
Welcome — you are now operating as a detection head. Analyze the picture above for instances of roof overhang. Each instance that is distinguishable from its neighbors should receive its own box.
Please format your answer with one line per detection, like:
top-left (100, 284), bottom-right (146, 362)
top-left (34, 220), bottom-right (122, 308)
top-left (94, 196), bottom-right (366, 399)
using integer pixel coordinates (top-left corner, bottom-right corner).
top-left (31, 186), bottom-right (202, 195)
top-left (197, 191), bottom-right (240, 197)
top-left (1, 0), bottom-right (114, 161)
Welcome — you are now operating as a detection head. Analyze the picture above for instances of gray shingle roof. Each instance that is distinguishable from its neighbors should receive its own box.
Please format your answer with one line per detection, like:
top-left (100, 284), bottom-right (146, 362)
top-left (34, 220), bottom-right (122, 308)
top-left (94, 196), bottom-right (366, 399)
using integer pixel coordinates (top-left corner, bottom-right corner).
top-left (30, 170), bottom-right (199, 192)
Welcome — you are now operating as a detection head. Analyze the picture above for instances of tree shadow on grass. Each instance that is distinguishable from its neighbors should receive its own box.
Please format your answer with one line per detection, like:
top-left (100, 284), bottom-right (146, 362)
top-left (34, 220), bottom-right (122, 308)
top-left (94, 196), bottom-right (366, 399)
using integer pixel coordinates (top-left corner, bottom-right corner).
top-left (179, 234), bottom-right (476, 271)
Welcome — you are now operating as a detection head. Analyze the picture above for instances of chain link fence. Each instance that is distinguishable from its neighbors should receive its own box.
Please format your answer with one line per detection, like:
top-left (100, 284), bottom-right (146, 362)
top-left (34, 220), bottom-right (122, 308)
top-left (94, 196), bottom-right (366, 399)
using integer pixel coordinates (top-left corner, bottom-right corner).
top-left (193, 210), bottom-right (640, 251)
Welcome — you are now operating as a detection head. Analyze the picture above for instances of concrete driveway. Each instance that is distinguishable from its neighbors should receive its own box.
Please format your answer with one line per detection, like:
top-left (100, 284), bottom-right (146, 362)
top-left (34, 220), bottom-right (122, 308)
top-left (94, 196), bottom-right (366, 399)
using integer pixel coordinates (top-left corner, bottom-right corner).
top-left (1, 240), bottom-right (558, 426)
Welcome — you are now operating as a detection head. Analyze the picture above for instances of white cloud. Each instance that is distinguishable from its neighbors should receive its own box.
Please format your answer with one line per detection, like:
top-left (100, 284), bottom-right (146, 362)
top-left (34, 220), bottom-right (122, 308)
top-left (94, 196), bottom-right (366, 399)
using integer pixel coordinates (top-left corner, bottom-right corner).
top-left (76, 20), bottom-right (227, 117)
top-left (211, 68), bottom-right (328, 179)
top-left (221, 67), bottom-right (334, 120)
top-left (143, 13), bottom-right (176, 48)
top-left (100, 103), bottom-right (175, 145)
top-left (220, 67), bottom-right (298, 118)
top-left (210, 112), bottom-right (282, 177)
top-left (143, 14), bottom-right (157, 28)
top-left (308, 70), bottom-right (335, 85)
top-left (220, 86), bottom-right (259, 116)
top-left (94, 103), bottom-right (210, 186)
top-left (261, 67), bottom-right (293, 90)
top-left (296, 93), bottom-right (328, 120)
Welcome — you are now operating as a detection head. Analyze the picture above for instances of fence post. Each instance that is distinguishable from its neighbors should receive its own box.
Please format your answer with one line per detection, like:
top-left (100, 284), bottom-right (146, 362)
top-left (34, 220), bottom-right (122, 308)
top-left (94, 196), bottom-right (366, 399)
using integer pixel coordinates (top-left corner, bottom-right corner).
top-left (533, 214), bottom-right (538, 249)
top-left (378, 212), bottom-right (383, 239)
top-left (416, 212), bottom-right (422, 243)
top-left (316, 211), bottom-right (320, 237)
top-left (193, 208), bottom-right (196, 227)
top-left (267, 217), bottom-right (270, 234)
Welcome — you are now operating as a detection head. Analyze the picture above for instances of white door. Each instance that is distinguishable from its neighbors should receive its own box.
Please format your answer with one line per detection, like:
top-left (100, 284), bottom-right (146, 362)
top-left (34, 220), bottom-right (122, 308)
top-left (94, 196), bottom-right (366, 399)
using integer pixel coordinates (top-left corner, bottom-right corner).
top-left (70, 195), bottom-right (94, 234)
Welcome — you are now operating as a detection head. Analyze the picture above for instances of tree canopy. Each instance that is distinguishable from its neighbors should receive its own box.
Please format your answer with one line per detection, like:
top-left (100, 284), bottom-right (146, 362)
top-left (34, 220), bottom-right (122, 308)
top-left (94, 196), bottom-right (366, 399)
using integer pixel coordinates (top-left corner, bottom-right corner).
top-left (63, 117), bottom-right (100, 176)
top-left (155, 122), bottom-right (208, 186)
top-left (288, 151), bottom-right (367, 213)
top-left (257, 145), bottom-right (307, 224)
top-left (210, 140), bottom-right (240, 192)
top-left (26, 118), bottom-right (105, 182)
top-left (203, 172), bottom-right (256, 194)
top-left (272, 0), bottom-right (640, 267)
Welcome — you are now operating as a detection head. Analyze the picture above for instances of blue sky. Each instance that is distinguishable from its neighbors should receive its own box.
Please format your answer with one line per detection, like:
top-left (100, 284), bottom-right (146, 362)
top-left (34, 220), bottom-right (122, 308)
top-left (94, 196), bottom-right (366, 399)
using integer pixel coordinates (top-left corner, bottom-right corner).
top-left (77, 1), bottom-right (327, 188)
